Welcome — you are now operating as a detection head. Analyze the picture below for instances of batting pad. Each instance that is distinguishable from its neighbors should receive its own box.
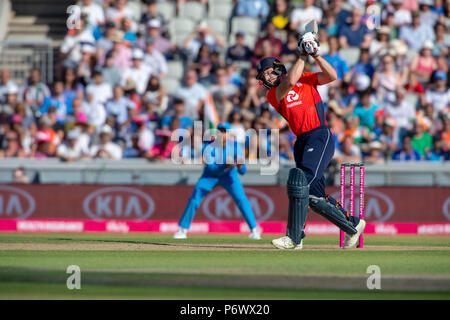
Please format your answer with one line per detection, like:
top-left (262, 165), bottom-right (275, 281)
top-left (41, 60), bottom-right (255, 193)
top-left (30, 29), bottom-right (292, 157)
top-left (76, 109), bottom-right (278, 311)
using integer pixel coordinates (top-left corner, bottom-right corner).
top-left (286, 168), bottom-right (309, 245)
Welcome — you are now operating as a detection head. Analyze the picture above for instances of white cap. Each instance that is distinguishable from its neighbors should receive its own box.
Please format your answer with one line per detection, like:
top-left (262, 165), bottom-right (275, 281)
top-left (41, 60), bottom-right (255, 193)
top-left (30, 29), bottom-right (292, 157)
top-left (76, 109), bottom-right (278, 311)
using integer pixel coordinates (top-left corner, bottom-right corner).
top-left (132, 48), bottom-right (144, 60)
top-left (100, 124), bottom-right (113, 135)
top-left (422, 40), bottom-right (434, 50)
top-left (67, 129), bottom-right (80, 140)
top-left (147, 19), bottom-right (161, 29)
top-left (6, 82), bottom-right (19, 94)
top-left (355, 74), bottom-right (371, 91)
top-left (81, 43), bottom-right (96, 53)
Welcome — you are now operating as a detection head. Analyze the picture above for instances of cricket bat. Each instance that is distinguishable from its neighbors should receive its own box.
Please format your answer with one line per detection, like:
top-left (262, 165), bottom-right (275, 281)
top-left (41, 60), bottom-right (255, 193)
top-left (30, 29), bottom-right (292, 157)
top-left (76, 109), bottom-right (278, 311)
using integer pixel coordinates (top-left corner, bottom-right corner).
top-left (302, 20), bottom-right (318, 53)
top-left (303, 20), bottom-right (318, 37)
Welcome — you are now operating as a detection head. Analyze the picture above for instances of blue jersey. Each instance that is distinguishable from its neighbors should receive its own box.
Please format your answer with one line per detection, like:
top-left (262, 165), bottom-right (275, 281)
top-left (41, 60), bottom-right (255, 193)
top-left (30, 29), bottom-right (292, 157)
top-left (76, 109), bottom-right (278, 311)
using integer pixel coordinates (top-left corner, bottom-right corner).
top-left (202, 140), bottom-right (246, 177)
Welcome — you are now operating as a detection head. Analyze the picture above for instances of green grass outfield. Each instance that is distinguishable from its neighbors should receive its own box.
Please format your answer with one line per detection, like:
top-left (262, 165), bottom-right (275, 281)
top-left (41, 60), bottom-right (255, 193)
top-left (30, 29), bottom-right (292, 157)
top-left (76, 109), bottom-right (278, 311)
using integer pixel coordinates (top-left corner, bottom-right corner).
top-left (0, 233), bottom-right (449, 299)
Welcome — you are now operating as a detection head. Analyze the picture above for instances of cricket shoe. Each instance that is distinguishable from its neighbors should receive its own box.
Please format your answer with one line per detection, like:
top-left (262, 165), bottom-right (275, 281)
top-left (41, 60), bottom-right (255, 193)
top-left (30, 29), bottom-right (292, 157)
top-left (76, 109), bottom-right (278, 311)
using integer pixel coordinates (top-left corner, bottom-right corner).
top-left (248, 227), bottom-right (262, 240)
top-left (271, 236), bottom-right (303, 250)
top-left (173, 228), bottom-right (188, 239)
top-left (343, 219), bottom-right (366, 249)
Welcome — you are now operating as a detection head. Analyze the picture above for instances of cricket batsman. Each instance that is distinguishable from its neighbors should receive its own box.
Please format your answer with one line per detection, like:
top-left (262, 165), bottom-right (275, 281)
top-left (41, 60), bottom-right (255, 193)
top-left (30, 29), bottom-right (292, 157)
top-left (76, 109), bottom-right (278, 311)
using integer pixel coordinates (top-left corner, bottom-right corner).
top-left (174, 122), bottom-right (261, 240)
top-left (256, 30), bottom-right (366, 249)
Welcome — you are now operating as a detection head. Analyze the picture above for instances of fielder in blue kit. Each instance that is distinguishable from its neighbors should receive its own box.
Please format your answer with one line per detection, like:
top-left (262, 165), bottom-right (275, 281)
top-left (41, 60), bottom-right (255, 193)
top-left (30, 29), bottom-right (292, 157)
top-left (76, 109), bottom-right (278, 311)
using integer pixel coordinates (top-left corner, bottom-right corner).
top-left (174, 122), bottom-right (261, 240)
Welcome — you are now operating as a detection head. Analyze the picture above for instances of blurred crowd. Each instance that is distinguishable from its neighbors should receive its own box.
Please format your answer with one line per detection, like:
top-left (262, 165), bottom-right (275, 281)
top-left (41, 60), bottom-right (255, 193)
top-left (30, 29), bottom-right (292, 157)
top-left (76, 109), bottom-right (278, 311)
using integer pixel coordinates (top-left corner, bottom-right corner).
top-left (0, 0), bottom-right (449, 164)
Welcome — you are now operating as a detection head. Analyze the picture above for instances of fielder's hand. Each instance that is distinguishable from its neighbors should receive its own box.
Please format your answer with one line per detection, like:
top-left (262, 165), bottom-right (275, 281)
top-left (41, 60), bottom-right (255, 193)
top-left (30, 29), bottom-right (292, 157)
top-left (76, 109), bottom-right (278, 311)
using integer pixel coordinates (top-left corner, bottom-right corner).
top-left (300, 32), bottom-right (320, 57)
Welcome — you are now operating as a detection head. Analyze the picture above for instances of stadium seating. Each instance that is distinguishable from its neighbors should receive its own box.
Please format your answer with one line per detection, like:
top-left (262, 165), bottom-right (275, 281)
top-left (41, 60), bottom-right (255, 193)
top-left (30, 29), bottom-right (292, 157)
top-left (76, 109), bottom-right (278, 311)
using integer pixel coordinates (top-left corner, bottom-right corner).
top-left (167, 61), bottom-right (184, 80)
top-left (209, 2), bottom-right (234, 20)
top-left (157, 1), bottom-right (176, 22)
top-left (179, 2), bottom-right (206, 22)
top-left (160, 77), bottom-right (180, 95)
top-left (231, 17), bottom-right (260, 38)
top-left (168, 18), bottom-right (196, 46)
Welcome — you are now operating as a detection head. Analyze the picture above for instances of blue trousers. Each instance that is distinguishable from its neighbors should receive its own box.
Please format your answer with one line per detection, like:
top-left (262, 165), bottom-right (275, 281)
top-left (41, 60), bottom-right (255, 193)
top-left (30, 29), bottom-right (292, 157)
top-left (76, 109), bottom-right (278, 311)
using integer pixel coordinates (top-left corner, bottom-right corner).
top-left (294, 126), bottom-right (360, 238)
top-left (178, 173), bottom-right (258, 230)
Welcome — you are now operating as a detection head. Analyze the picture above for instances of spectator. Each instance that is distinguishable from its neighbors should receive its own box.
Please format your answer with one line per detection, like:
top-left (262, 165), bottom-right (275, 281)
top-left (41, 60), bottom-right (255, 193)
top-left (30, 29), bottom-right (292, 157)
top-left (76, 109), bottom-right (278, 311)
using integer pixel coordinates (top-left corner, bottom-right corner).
top-left (332, 0), bottom-right (351, 29)
top-left (0, 69), bottom-right (16, 104)
top-left (182, 23), bottom-right (226, 62)
top-left (425, 70), bottom-right (450, 113)
top-left (411, 121), bottom-right (433, 157)
top-left (425, 135), bottom-right (449, 161)
top-left (145, 128), bottom-right (174, 162)
top-left (290, 0), bottom-right (322, 33)
top-left (209, 67), bottom-right (238, 109)
top-left (86, 69), bottom-right (113, 105)
top-left (280, 31), bottom-right (300, 67)
top-left (388, 0), bottom-right (412, 27)
top-left (11, 167), bottom-right (29, 184)
top-left (323, 37), bottom-right (350, 83)
top-left (143, 38), bottom-right (168, 78)
top-left (369, 25), bottom-right (391, 57)
top-left (121, 48), bottom-right (151, 95)
top-left (40, 81), bottom-right (71, 123)
top-left (90, 124), bottom-right (122, 159)
top-left (254, 22), bottom-right (284, 60)
top-left (399, 11), bottom-right (435, 52)
top-left (339, 7), bottom-right (373, 48)
top-left (31, 130), bottom-right (54, 159)
top-left (379, 118), bottom-right (399, 158)
top-left (22, 69), bottom-right (51, 114)
top-left (419, 0), bottom-right (439, 27)
top-left (56, 129), bottom-right (90, 162)
top-left (161, 97), bottom-right (193, 131)
top-left (0, 82), bottom-right (20, 117)
top-left (226, 31), bottom-right (253, 63)
top-left (433, 23), bottom-right (449, 57)
top-left (142, 19), bottom-right (175, 58)
top-left (268, 0), bottom-right (291, 31)
top-left (0, 130), bottom-right (26, 158)
top-left (145, 75), bottom-right (168, 115)
top-left (140, 0), bottom-right (166, 29)
top-left (80, 0), bottom-right (105, 27)
top-left (106, 0), bottom-right (137, 24)
top-left (410, 40), bottom-right (437, 83)
top-left (335, 135), bottom-right (363, 164)
top-left (384, 89), bottom-right (416, 133)
top-left (372, 54), bottom-right (402, 104)
top-left (322, 9), bottom-right (338, 37)
top-left (110, 30), bottom-right (132, 72)
top-left (175, 69), bottom-right (207, 121)
top-left (122, 133), bottom-right (142, 158)
top-left (101, 52), bottom-right (122, 87)
top-left (63, 67), bottom-right (84, 102)
top-left (353, 90), bottom-right (380, 129)
top-left (96, 21), bottom-right (117, 63)
top-left (351, 48), bottom-right (375, 79)
top-left (364, 141), bottom-right (385, 164)
top-left (106, 85), bottom-right (134, 125)
top-left (392, 134), bottom-right (422, 161)
top-left (83, 93), bottom-right (107, 129)
top-left (236, 0), bottom-right (270, 25)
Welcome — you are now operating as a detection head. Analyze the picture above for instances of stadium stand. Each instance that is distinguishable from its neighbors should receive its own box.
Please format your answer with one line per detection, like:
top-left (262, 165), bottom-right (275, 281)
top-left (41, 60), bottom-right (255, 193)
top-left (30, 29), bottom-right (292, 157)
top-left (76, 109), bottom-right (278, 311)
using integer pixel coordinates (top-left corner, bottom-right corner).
top-left (0, 0), bottom-right (448, 169)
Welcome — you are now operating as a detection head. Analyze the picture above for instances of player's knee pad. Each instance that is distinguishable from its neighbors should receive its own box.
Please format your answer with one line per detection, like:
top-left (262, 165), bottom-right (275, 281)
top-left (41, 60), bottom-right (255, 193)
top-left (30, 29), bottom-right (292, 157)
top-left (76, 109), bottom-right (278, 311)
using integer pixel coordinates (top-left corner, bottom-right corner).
top-left (287, 168), bottom-right (309, 199)
top-left (309, 195), bottom-right (357, 235)
top-left (286, 168), bottom-right (309, 244)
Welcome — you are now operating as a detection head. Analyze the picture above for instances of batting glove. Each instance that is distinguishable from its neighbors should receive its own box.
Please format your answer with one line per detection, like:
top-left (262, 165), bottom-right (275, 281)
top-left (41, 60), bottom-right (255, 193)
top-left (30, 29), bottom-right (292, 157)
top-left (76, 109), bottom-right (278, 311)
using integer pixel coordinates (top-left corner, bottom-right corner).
top-left (302, 38), bottom-right (320, 57)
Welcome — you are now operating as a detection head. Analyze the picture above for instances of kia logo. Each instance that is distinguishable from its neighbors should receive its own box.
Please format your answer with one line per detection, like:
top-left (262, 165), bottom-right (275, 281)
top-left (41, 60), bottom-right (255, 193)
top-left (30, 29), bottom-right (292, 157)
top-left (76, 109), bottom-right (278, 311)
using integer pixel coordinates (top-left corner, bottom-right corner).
top-left (202, 188), bottom-right (274, 221)
top-left (443, 197), bottom-right (450, 221)
top-left (83, 187), bottom-right (155, 220)
top-left (330, 189), bottom-right (394, 222)
top-left (0, 186), bottom-right (35, 219)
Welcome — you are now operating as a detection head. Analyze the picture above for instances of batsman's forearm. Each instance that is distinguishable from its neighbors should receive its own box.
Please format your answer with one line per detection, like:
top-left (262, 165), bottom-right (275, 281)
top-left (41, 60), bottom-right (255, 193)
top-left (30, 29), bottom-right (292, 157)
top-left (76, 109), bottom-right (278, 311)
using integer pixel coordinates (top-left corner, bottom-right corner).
top-left (287, 55), bottom-right (307, 85)
top-left (314, 56), bottom-right (337, 82)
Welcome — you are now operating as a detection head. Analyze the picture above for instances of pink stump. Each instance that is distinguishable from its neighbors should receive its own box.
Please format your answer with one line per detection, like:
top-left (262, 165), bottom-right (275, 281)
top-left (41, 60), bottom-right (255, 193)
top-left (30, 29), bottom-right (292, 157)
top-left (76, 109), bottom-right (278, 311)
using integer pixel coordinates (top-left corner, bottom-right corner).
top-left (358, 165), bottom-right (365, 248)
top-left (339, 164), bottom-right (346, 247)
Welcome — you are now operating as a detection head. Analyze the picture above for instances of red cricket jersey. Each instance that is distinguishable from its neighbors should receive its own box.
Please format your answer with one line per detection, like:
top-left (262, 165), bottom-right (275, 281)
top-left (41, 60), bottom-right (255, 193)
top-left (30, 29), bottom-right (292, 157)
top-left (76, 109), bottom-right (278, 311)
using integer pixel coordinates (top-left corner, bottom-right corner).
top-left (267, 72), bottom-right (327, 136)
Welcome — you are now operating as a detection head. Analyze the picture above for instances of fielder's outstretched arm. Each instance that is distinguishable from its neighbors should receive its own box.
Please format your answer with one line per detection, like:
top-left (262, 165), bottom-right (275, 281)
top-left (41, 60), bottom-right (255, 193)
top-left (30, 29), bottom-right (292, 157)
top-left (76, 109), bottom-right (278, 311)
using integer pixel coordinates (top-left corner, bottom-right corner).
top-left (275, 55), bottom-right (308, 102)
top-left (314, 56), bottom-right (338, 85)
